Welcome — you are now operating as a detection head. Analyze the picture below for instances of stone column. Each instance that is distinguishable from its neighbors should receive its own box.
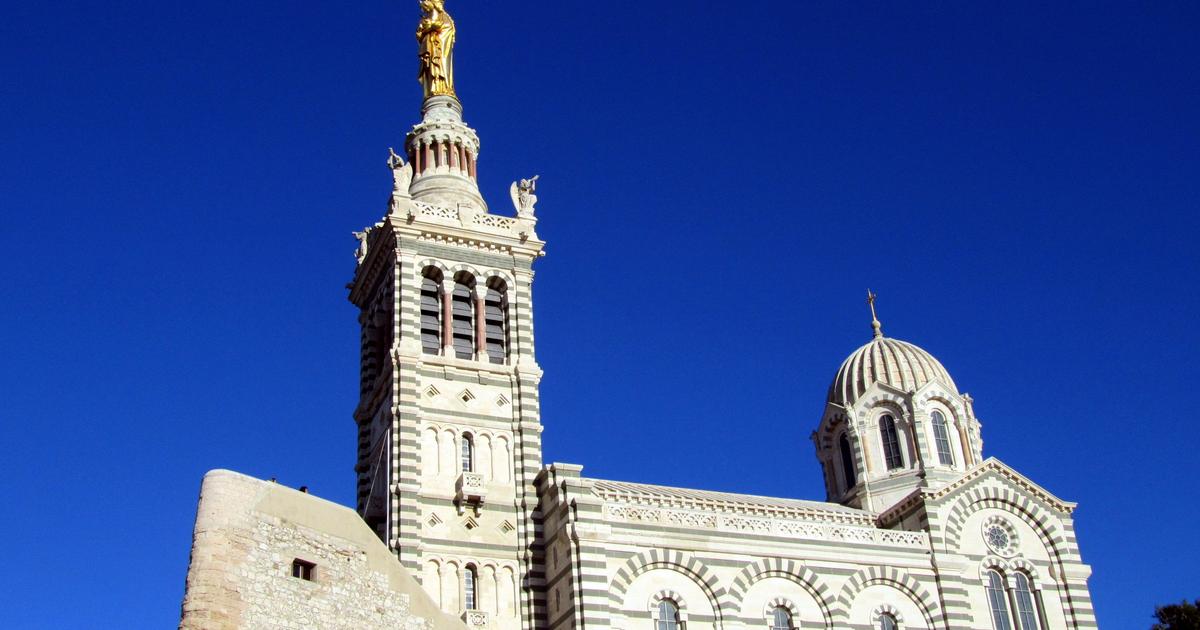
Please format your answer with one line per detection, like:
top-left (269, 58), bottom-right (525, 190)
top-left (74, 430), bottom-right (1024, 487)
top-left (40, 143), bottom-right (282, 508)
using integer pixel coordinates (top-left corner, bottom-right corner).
top-left (442, 280), bottom-right (455, 356)
top-left (474, 288), bottom-right (486, 362)
top-left (956, 424), bottom-right (974, 467)
top-left (909, 408), bottom-right (931, 471)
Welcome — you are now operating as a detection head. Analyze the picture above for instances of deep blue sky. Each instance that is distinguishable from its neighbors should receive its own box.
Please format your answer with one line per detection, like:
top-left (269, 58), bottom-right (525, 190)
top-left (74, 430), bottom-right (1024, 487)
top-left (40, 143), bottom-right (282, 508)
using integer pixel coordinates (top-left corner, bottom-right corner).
top-left (2, 1), bottom-right (1197, 627)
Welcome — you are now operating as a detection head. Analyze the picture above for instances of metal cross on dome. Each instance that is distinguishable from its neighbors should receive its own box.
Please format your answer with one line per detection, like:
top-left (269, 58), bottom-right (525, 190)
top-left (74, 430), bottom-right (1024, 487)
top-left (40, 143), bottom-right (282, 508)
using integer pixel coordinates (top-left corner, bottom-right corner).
top-left (867, 289), bottom-right (883, 339)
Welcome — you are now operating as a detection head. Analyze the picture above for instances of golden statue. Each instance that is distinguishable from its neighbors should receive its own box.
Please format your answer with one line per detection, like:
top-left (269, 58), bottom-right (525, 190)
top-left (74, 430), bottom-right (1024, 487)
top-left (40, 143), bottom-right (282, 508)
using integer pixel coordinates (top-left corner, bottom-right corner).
top-left (416, 0), bottom-right (456, 98)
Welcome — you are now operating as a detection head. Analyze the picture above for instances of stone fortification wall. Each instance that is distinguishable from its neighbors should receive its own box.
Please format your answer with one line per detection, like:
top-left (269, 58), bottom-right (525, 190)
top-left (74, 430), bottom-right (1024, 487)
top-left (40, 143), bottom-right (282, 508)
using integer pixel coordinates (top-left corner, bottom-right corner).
top-left (179, 469), bottom-right (464, 630)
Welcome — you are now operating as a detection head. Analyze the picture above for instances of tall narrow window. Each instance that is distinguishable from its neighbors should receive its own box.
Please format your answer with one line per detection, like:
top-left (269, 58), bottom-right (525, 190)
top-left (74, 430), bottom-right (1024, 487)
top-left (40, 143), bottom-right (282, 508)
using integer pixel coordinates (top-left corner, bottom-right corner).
top-left (880, 414), bottom-right (904, 470)
top-left (484, 281), bottom-right (508, 364)
top-left (656, 599), bottom-right (680, 630)
top-left (931, 410), bottom-right (955, 466)
top-left (451, 278), bottom-right (475, 359)
top-left (464, 564), bottom-right (477, 610)
top-left (878, 614), bottom-right (898, 630)
top-left (770, 606), bottom-right (793, 630)
top-left (986, 569), bottom-right (1014, 630)
top-left (839, 433), bottom-right (857, 490)
top-left (420, 272), bottom-right (442, 355)
top-left (461, 433), bottom-right (474, 473)
top-left (1013, 572), bottom-right (1041, 630)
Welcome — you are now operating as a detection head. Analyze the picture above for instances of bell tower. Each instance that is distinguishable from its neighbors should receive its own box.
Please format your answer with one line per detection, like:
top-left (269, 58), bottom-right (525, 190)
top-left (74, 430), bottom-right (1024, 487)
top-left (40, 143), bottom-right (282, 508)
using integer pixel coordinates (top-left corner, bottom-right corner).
top-left (346, 4), bottom-right (546, 630)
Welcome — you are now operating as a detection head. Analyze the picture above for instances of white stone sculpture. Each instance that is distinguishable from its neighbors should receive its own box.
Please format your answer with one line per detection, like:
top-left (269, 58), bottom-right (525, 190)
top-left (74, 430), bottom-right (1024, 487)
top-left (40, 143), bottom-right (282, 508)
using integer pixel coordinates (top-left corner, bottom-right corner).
top-left (509, 175), bottom-right (539, 220)
top-left (388, 147), bottom-right (413, 195)
top-left (352, 229), bottom-right (369, 263)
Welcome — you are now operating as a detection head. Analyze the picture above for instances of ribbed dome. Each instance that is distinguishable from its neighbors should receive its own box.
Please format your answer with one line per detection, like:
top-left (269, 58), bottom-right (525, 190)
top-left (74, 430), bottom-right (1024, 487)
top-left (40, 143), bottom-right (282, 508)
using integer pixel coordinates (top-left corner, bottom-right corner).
top-left (828, 336), bottom-right (958, 407)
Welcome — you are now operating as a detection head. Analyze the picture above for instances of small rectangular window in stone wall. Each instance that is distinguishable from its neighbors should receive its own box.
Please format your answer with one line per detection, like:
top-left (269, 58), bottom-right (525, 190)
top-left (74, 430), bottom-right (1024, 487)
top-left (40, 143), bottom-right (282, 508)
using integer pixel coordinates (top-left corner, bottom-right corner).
top-left (291, 558), bottom-right (315, 581)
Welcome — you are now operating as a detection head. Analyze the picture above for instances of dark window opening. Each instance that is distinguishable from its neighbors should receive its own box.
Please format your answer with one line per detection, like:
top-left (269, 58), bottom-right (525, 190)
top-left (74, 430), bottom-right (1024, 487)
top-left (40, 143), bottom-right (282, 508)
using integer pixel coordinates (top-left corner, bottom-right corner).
top-left (291, 559), bottom-right (315, 581)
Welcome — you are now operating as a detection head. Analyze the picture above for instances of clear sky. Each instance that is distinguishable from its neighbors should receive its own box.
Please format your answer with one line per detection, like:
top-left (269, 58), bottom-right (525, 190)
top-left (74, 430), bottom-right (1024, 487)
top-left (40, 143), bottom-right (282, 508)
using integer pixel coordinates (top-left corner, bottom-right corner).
top-left (1, 1), bottom-right (1197, 627)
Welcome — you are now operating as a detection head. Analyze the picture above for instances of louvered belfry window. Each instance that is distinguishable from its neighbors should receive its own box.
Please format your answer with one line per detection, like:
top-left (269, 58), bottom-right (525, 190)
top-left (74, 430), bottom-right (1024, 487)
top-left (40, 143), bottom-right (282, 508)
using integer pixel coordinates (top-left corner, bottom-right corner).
top-left (451, 279), bottom-right (475, 359)
top-left (484, 283), bottom-right (508, 364)
top-left (880, 415), bottom-right (904, 470)
top-left (419, 274), bottom-right (442, 355)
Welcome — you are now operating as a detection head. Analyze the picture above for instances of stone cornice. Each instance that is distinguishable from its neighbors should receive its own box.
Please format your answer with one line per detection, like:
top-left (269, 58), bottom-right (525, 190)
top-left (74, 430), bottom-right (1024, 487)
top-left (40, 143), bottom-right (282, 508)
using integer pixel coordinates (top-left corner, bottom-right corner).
top-left (876, 458), bottom-right (1077, 525)
top-left (588, 479), bottom-right (875, 526)
top-left (394, 201), bottom-right (545, 260)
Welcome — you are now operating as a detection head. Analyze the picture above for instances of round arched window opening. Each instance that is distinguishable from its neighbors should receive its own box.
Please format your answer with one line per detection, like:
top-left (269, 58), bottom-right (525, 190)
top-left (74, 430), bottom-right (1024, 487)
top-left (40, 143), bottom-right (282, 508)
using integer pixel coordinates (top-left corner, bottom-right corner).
top-left (930, 410), bottom-right (955, 466)
top-left (769, 606), bottom-right (794, 630)
top-left (656, 599), bottom-right (681, 630)
top-left (879, 414), bottom-right (904, 470)
top-left (838, 433), bottom-right (857, 491)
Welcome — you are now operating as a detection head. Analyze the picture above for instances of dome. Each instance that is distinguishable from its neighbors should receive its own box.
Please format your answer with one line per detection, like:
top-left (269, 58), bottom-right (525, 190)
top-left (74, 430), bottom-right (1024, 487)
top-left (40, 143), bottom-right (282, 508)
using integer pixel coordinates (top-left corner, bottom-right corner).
top-left (827, 335), bottom-right (959, 407)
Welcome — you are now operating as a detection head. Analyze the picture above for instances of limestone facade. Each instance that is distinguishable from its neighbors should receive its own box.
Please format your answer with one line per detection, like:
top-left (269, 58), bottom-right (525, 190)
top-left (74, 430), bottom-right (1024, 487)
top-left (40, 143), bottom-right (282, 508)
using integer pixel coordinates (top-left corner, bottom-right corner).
top-left (178, 470), bottom-right (460, 630)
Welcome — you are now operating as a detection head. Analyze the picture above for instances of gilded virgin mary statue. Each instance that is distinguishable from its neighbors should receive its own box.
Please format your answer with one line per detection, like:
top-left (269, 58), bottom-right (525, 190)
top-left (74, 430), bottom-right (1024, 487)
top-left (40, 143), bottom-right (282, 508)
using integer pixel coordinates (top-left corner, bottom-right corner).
top-left (416, 0), bottom-right (456, 98)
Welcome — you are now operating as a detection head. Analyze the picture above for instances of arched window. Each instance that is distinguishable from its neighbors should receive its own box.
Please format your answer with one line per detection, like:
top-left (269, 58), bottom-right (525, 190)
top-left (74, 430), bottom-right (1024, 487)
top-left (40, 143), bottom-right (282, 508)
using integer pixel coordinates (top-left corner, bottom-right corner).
top-left (461, 433), bottom-right (474, 473)
top-left (420, 269), bottom-right (443, 355)
top-left (986, 569), bottom-right (1014, 630)
top-left (484, 280), bottom-right (508, 364)
top-left (931, 410), bottom-right (955, 466)
top-left (656, 599), bottom-right (681, 630)
top-left (451, 276), bottom-right (475, 359)
top-left (878, 613), bottom-right (898, 630)
top-left (880, 414), bottom-right (904, 470)
top-left (464, 564), bottom-right (478, 610)
top-left (838, 433), bottom-right (857, 490)
top-left (1013, 572), bottom-right (1041, 630)
top-left (769, 606), bottom-right (793, 630)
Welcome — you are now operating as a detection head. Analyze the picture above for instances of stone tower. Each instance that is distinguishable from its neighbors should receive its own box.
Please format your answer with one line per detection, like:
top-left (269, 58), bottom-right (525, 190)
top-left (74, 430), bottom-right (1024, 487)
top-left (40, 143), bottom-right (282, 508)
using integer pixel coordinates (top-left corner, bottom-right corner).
top-left (346, 8), bottom-right (546, 629)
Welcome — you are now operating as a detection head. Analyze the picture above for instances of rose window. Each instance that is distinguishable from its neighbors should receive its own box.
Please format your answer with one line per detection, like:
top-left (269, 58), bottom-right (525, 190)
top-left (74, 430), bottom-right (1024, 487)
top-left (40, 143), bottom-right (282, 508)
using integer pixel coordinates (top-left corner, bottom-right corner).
top-left (981, 516), bottom-right (1018, 556)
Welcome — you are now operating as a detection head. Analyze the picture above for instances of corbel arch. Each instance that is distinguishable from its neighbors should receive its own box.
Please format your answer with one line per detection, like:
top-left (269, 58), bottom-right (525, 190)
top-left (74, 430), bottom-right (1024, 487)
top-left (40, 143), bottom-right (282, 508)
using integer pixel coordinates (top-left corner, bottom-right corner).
top-left (872, 604), bottom-right (905, 629)
top-left (447, 263), bottom-right (483, 282)
top-left (608, 549), bottom-right (728, 624)
top-left (976, 555), bottom-right (1010, 580)
top-left (482, 270), bottom-right (515, 288)
top-left (762, 597), bottom-right (800, 619)
top-left (832, 566), bottom-right (938, 628)
top-left (942, 487), bottom-right (1067, 563)
top-left (913, 385), bottom-right (967, 422)
top-left (726, 557), bottom-right (833, 625)
top-left (649, 589), bottom-right (689, 621)
top-left (417, 259), bottom-right (450, 278)
top-left (1007, 558), bottom-right (1045, 589)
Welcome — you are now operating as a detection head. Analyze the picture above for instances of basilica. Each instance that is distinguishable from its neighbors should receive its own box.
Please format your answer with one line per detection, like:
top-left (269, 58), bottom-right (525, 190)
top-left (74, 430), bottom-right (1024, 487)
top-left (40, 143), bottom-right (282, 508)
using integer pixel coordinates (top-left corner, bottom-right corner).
top-left (178, 4), bottom-right (1096, 629)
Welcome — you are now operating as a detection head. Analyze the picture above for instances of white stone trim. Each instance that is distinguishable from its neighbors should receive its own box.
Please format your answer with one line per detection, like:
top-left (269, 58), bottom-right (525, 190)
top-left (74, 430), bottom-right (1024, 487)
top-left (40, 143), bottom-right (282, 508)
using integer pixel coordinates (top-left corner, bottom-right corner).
top-left (871, 604), bottom-right (905, 629)
top-left (648, 590), bottom-right (688, 622)
top-left (762, 596), bottom-right (800, 620)
top-left (981, 514), bottom-right (1020, 557)
top-left (417, 259), bottom-right (451, 277)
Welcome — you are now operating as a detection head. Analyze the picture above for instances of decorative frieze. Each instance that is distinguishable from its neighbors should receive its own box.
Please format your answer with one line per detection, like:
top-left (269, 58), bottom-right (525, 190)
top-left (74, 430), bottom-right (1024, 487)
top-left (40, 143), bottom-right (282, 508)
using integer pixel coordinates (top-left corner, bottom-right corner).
top-left (603, 504), bottom-right (928, 549)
